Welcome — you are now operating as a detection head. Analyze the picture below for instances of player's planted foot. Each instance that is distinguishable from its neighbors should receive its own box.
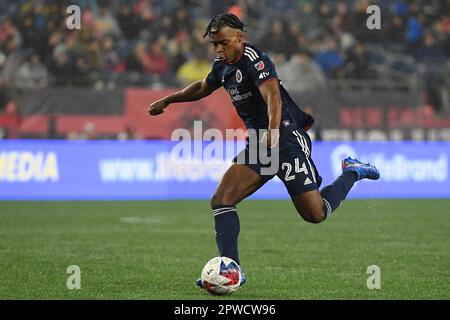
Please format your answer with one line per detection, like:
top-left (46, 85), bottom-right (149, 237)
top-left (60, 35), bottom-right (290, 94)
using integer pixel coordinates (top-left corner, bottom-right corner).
top-left (342, 157), bottom-right (380, 181)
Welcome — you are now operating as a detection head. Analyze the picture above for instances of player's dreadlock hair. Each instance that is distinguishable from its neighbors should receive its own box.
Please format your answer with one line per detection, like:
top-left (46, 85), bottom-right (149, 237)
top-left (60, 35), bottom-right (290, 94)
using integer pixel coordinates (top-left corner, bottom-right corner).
top-left (203, 13), bottom-right (246, 38)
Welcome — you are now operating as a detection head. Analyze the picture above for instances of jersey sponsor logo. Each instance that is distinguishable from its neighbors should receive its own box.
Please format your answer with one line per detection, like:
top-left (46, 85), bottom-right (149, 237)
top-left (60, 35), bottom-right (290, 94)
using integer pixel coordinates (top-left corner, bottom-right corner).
top-left (258, 72), bottom-right (270, 79)
top-left (282, 120), bottom-right (290, 127)
top-left (226, 87), bottom-right (253, 101)
top-left (254, 61), bottom-right (265, 71)
top-left (236, 69), bottom-right (242, 83)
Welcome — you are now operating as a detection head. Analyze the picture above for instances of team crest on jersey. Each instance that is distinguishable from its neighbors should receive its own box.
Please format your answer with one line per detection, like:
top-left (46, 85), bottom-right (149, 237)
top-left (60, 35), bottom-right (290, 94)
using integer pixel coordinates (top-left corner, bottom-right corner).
top-left (236, 69), bottom-right (242, 83)
top-left (254, 61), bottom-right (265, 71)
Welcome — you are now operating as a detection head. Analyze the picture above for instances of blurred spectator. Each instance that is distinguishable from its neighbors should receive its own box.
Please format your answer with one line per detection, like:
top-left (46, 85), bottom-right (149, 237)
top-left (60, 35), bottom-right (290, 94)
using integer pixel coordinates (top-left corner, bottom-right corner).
top-left (18, 14), bottom-right (34, 49)
top-left (117, 4), bottom-right (143, 39)
top-left (145, 37), bottom-right (169, 76)
top-left (0, 85), bottom-right (7, 113)
top-left (257, 21), bottom-right (289, 57)
top-left (298, 1), bottom-right (321, 34)
top-left (345, 42), bottom-right (375, 79)
top-left (174, 7), bottom-right (193, 34)
top-left (336, 0), bottom-right (355, 34)
top-left (176, 47), bottom-right (210, 86)
top-left (405, 13), bottom-right (424, 48)
top-left (386, 15), bottom-right (406, 43)
top-left (317, 2), bottom-right (334, 22)
top-left (228, 4), bottom-right (243, 20)
top-left (49, 51), bottom-right (74, 86)
top-left (439, 15), bottom-right (450, 57)
top-left (415, 33), bottom-right (446, 62)
top-left (351, 0), bottom-right (374, 41)
top-left (14, 53), bottom-right (49, 89)
top-left (284, 23), bottom-right (303, 59)
top-left (271, 52), bottom-right (288, 68)
top-left (415, 33), bottom-right (447, 112)
top-left (315, 38), bottom-right (344, 78)
top-left (117, 123), bottom-right (141, 140)
top-left (391, 0), bottom-right (410, 17)
top-left (66, 131), bottom-right (80, 140)
top-left (79, 122), bottom-right (96, 140)
top-left (0, 17), bottom-right (22, 50)
top-left (278, 50), bottom-right (326, 92)
top-left (100, 36), bottom-right (122, 74)
top-left (95, 6), bottom-right (122, 38)
top-left (126, 42), bottom-right (146, 74)
top-left (135, 0), bottom-right (156, 24)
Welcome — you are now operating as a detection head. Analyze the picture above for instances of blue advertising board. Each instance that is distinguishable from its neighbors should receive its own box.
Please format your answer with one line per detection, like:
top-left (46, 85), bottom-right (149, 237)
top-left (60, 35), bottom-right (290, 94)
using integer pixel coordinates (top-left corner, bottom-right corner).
top-left (0, 140), bottom-right (448, 200)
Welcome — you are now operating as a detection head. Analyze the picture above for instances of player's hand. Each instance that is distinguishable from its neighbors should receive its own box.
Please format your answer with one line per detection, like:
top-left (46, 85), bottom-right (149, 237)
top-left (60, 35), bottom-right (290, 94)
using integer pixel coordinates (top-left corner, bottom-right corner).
top-left (261, 128), bottom-right (279, 149)
top-left (148, 98), bottom-right (168, 116)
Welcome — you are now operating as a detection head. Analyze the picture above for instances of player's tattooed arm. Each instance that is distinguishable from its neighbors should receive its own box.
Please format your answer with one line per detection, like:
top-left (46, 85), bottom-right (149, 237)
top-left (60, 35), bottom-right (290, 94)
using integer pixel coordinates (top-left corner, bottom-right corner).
top-left (258, 80), bottom-right (281, 148)
top-left (148, 79), bottom-right (216, 116)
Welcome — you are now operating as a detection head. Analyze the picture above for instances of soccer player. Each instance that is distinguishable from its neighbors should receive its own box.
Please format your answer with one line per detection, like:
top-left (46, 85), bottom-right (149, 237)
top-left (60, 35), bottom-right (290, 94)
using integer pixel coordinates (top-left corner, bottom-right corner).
top-left (148, 13), bottom-right (380, 290)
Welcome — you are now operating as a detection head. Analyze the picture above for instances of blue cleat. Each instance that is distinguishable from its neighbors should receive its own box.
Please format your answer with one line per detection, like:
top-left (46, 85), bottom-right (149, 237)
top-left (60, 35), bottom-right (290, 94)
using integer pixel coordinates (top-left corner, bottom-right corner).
top-left (342, 157), bottom-right (380, 181)
top-left (240, 272), bottom-right (246, 286)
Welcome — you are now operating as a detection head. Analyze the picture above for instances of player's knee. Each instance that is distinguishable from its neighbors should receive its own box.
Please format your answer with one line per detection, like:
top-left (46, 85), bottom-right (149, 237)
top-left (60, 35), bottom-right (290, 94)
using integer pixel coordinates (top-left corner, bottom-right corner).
top-left (305, 215), bottom-right (325, 224)
top-left (211, 190), bottom-right (238, 208)
top-left (298, 208), bottom-right (326, 224)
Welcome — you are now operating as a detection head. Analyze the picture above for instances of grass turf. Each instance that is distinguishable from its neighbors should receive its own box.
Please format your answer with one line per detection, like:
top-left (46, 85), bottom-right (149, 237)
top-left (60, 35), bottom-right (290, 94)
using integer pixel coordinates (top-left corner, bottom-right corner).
top-left (0, 200), bottom-right (449, 300)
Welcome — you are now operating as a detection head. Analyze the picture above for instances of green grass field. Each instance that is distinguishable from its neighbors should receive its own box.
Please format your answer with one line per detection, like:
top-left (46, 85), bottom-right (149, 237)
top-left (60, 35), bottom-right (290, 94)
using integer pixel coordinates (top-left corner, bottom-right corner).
top-left (0, 200), bottom-right (449, 300)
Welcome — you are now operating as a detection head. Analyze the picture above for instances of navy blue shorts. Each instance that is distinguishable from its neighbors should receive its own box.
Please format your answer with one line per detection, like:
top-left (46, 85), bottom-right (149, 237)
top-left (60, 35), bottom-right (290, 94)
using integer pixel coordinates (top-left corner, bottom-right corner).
top-left (233, 129), bottom-right (322, 196)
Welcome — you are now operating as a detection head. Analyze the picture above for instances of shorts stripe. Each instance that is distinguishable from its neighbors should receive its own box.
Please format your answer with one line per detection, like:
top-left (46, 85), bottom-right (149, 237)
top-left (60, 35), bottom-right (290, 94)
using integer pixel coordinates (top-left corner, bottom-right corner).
top-left (298, 133), bottom-right (317, 183)
top-left (292, 130), bottom-right (306, 154)
top-left (293, 130), bottom-right (317, 183)
top-left (295, 131), bottom-right (309, 157)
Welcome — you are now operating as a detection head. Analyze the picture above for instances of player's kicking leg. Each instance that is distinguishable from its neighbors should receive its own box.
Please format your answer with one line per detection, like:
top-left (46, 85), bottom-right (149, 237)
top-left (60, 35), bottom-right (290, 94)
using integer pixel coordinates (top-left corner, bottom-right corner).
top-left (197, 163), bottom-right (267, 289)
top-left (291, 157), bottom-right (380, 223)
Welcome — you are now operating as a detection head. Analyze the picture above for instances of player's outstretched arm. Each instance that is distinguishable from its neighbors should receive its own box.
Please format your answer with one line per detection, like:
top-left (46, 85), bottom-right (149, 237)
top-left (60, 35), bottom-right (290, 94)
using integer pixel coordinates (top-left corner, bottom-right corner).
top-left (148, 79), bottom-right (216, 116)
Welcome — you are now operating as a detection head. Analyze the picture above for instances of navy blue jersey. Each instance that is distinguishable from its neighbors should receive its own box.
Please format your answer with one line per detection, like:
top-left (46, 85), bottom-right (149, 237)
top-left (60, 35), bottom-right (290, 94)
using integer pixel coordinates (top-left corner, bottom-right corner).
top-left (206, 43), bottom-right (314, 133)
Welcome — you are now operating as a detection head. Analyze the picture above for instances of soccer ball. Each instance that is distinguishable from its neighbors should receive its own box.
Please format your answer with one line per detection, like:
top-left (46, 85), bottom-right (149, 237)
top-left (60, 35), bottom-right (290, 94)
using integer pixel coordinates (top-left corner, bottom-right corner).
top-left (200, 257), bottom-right (242, 295)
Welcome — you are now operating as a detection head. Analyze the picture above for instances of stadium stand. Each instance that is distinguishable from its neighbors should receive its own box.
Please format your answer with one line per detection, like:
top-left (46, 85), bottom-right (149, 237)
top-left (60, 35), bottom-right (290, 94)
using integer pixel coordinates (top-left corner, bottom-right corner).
top-left (0, 0), bottom-right (449, 139)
